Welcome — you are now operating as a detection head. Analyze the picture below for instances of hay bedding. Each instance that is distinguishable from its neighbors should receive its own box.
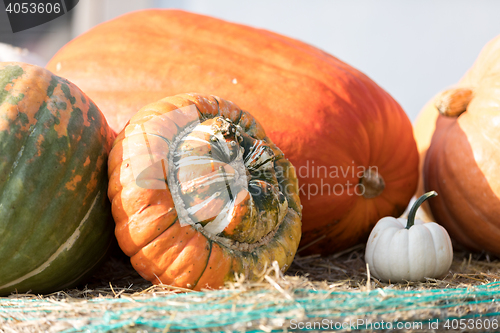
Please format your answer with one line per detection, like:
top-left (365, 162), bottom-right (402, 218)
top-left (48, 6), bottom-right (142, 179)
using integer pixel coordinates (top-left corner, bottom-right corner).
top-left (1, 244), bottom-right (500, 333)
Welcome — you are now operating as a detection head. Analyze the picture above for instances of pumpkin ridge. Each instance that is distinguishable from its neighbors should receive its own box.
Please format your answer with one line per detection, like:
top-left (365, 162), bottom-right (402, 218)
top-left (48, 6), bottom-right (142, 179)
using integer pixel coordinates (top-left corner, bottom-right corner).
top-left (364, 219), bottom-right (388, 279)
top-left (387, 226), bottom-right (399, 281)
top-left (377, 192), bottom-right (404, 216)
top-left (127, 215), bottom-right (179, 258)
top-left (195, 103), bottom-right (206, 121)
top-left (365, 195), bottom-right (383, 221)
top-left (191, 237), bottom-right (213, 290)
top-left (373, 164), bottom-right (418, 183)
top-left (220, 98), bottom-right (243, 125)
top-left (425, 226), bottom-right (440, 278)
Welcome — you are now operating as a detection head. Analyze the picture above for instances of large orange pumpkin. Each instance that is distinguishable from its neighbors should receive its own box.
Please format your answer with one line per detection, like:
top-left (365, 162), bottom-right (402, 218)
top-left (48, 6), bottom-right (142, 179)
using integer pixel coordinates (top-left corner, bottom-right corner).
top-left (47, 9), bottom-right (418, 255)
top-left (108, 93), bottom-right (301, 289)
top-left (414, 34), bottom-right (500, 255)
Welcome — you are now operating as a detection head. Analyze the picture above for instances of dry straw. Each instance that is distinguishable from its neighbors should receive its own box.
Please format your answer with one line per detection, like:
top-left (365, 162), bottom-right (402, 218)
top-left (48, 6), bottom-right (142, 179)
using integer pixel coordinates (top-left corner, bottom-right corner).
top-left (1, 243), bottom-right (500, 332)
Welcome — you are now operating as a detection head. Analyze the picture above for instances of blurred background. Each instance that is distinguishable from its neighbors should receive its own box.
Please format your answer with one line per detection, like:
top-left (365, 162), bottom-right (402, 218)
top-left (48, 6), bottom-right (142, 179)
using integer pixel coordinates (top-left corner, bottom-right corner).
top-left (1, 0), bottom-right (500, 121)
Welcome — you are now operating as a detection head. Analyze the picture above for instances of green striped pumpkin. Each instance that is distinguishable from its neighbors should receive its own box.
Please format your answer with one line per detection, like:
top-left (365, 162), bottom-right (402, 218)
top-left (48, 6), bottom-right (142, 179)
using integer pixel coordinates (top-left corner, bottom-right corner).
top-left (0, 62), bottom-right (115, 295)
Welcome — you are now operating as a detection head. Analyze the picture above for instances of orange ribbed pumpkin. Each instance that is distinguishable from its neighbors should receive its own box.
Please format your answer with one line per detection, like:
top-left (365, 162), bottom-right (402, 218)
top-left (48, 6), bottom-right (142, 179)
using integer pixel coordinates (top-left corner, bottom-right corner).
top-left (107, 93), bottom-right (301, 289)
top-left (414, 34), bottom-right (500, 255)
top-left (48, 9), bottom-right (418, 255)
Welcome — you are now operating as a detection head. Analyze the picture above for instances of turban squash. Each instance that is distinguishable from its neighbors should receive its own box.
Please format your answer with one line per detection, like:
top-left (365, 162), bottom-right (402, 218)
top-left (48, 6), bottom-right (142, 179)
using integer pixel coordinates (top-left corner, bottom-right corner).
top-left (107, 93), bottom-right (301, 289)
top-left (414, 34), bottom-right (500, 255)
top-left (47, 9), bottom-right (418, 255)
top-left (0, 62), bottom-right (115, 295)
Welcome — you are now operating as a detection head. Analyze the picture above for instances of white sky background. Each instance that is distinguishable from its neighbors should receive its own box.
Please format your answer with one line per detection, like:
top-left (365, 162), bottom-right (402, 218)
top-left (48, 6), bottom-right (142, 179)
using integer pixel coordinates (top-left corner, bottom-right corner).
top-left (153, 0), bottom-right (500, 121)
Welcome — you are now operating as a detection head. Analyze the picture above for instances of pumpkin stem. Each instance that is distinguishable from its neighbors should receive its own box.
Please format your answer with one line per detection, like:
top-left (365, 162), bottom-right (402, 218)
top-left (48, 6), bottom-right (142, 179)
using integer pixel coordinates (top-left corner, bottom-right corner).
top-left (435, 88), bottom-right (473, 117)
top-left (406, 191), bottom-right (438, 229)
top-left (361, 169), bottom-right (385, 199)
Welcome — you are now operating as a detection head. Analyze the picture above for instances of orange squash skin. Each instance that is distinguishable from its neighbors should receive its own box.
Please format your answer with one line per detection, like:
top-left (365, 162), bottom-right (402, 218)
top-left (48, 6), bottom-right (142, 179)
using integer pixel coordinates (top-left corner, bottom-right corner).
top-left (415, 35), bottom-right (500, 255)
top-left (107, 93), bottom-right (302, 289)
top-left (48, 9), bottom-right (418, 255)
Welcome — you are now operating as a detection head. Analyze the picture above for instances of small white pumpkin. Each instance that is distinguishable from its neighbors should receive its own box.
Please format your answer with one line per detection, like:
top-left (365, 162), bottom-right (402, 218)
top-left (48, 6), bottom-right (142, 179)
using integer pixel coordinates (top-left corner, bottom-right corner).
top-left (365, 191), bottom-right (453, 282)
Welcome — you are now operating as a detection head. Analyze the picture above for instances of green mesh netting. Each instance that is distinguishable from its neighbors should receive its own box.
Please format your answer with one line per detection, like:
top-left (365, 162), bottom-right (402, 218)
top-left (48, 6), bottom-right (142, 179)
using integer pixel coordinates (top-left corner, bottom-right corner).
top-left (2, 281), bottom-right (500, 332)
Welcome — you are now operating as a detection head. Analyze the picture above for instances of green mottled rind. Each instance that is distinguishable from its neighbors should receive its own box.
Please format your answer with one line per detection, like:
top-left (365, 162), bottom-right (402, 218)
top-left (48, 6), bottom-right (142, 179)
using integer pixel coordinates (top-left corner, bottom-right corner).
top-left (0, 63), bottom-right (115, 295)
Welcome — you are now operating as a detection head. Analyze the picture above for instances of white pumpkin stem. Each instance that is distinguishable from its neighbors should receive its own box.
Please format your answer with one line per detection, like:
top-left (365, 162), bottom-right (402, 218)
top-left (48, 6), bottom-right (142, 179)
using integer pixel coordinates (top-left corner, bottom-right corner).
top-left (406, 191), bottom-right (438, 229)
